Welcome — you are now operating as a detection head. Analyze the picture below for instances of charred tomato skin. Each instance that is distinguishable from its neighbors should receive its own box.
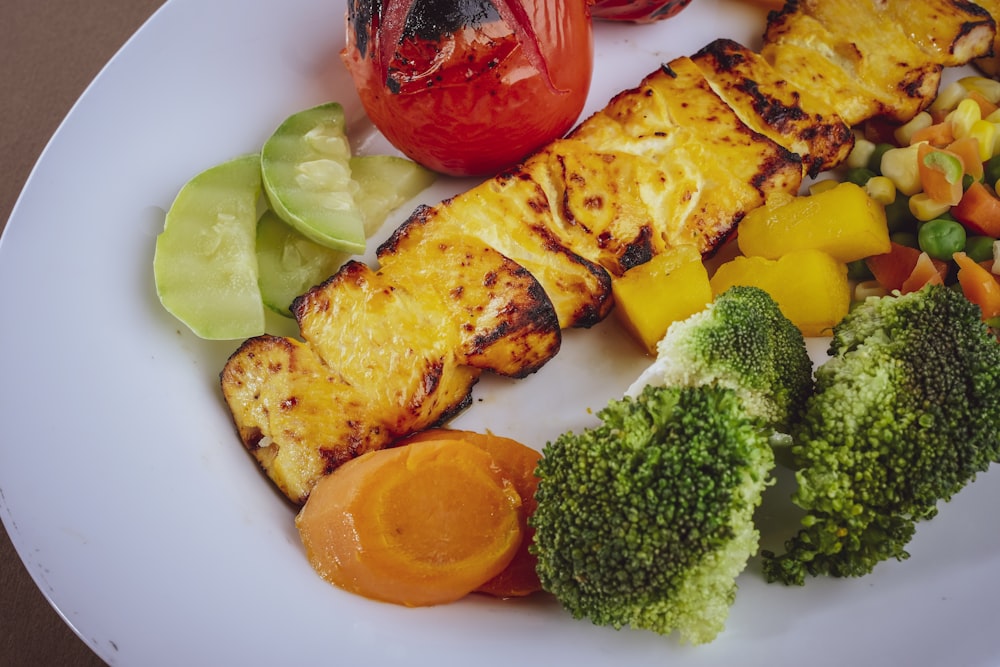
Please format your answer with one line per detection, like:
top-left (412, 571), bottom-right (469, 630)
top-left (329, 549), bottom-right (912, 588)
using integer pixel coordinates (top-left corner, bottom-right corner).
top-left (591, 0), bottom-right (693, 23)
top-left (342, 0), bottom-right (594, 177)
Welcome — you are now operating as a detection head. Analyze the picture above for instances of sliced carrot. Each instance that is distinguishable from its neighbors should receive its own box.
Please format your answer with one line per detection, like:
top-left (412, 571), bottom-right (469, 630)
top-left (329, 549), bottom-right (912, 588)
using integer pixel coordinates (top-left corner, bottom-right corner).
top-left (946, 136), bottom-right (985, 181)
top-left (865, 242), bottom-right (922, 292)
top-left (952, 181), bottom-right (1000, 237)
top-left (918, 143), bottom-right (964, 205)
top-left (900, 251), bottom-right (949, 293)
top-left (954, 251), bottom-right (1000, 319)
top-left (398, 428), bottom-right (542, 597)
top-left (911, 122), bottom-right (955, 147)
top-left (295, 438), bottom-right (522, 607)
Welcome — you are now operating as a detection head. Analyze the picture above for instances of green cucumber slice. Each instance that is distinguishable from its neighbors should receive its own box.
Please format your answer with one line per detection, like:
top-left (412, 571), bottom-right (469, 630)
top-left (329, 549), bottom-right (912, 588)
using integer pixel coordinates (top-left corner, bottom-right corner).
top-left (153, 154), bottom-right (265, 340)
top-left (261, 103), bottom-right (366, 254)
top-left (256, 209), bottom-right (347, 317)
top-left (350, 155), bottom-right (437, 235)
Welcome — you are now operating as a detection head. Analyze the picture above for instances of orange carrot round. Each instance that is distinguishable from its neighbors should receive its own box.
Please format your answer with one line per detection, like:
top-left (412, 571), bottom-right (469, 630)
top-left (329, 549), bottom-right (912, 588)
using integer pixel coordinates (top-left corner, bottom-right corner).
top-left (296, 438), bottom-right (523, 607)
top-left (398, 428), bottom-right (543, 597)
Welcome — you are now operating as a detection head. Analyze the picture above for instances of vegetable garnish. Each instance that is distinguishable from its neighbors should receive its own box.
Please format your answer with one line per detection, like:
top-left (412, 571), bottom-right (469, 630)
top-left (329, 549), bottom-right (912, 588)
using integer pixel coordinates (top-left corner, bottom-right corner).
top-left (296, 433), bottom-right (539, 606)
top-left (341, 0), bottom-right (593, 176)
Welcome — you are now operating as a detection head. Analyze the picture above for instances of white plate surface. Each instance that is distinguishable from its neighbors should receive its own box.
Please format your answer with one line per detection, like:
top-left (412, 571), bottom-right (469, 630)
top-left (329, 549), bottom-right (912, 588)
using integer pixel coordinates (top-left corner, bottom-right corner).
top-left (1, 1), bottom-right (998, 665)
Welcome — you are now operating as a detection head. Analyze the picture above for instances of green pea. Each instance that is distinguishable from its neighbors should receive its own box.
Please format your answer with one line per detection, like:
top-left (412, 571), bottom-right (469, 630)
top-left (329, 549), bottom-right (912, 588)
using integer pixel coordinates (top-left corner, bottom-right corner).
top-left (867, 143), bottom-right (895, 175)
top-left (847, 259), bottom-right (874, 281)
top-left (846, 167), bottom-right (877, 186)
top-left (891, 231), bottom-right (919, 248)
top-left (918, 218), bottom-right (967, 260)
top-left (984, 155), bottom-right (1000, 186)
top-left (884, 195), bottom-right (916, 233)
top-left (965, 235), bottom-right (997, 263)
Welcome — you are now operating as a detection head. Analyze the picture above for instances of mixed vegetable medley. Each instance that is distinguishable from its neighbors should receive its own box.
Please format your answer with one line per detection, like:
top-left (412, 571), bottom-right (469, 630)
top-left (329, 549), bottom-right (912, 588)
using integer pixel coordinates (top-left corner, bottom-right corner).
top-left (836, 76), bottom-right (1000, 324)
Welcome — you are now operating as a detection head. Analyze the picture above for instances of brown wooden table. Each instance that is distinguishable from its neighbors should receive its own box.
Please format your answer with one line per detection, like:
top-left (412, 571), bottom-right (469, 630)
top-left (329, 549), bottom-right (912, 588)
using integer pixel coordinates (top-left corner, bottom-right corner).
top-left (1, 2), bottom-right (165, 664)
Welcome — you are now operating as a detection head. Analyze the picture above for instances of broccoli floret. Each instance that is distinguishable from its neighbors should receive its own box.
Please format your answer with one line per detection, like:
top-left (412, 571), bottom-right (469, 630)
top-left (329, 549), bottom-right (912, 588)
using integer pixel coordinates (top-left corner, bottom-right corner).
top-left (627, 285), bottom-right (813, 436)
top-left (763, 285), bottom-right (1000, 585)
top-left (531, 383), bottom-right (775, 644)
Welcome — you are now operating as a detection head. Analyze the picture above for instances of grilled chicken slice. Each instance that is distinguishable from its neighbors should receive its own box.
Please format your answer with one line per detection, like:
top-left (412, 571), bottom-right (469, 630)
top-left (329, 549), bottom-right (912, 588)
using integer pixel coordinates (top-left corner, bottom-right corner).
top-left (221, 334), bottom-right (478, 504)
top-left (886, 0), bottom-right (995, 67)
top-left (970, 0), bottom-right (1000, 76)
top-left (415, 53), bottom-right (804, 307)
top-left (222, 237), bottom-right (561, 503)
top-left (409, 175), bottom-right (615, 330)
top-left (222, 263), bottom-right (485, 503)
top-left (692, 39), bottom-right (855, 177)
top-left (762, 0), bottom-right (946, 125)
top-left (373, 212), bottom-right (561, 378)
top-left (562, 56), bottom-right (803, 267)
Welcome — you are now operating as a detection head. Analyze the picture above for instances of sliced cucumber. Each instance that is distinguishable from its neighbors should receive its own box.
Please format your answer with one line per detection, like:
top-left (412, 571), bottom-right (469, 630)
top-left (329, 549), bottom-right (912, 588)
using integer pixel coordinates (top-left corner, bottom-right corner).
top-left (153, 154), bottom-right (265, 340)
top-left (256, 209), bottom-right (348, 317)
top-left (350, 155), bottom-right (437, 235)
top-left (261, 103), bottom-right (366, 254)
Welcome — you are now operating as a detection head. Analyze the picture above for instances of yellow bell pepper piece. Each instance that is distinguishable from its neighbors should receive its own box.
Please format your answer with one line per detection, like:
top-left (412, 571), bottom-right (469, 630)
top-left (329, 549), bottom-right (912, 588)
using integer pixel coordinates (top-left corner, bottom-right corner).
top-left (710, 249), bottom-right (850, 337)
top-left (737, 181), bottom-right (890, 263)
top-left (613, 245), bottom-right (712, 354)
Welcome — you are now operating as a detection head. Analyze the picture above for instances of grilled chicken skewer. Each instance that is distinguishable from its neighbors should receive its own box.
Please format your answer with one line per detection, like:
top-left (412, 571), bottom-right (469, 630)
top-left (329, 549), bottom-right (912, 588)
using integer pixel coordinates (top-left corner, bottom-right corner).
top-left (222, 0), bottom-right (996, 504)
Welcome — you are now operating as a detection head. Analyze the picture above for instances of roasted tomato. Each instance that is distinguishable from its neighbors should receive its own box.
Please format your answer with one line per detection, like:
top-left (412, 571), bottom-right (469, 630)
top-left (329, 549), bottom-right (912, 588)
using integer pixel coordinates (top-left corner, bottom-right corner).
top-left (342, 0), bottom-right (594, 176)
top-left (590, 0), bottom-right (693, 23)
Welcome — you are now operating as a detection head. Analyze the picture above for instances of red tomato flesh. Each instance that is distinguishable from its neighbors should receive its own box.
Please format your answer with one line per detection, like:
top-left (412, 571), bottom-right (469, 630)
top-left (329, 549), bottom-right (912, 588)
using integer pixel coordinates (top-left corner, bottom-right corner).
top-left (590, 0), bottom-right (693, 23)
top-left (342, 0), bottom-right (594, 177)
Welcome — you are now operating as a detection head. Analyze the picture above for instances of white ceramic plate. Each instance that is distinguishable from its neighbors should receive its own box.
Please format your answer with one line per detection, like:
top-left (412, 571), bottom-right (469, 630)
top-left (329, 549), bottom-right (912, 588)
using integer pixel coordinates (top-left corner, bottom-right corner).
top-left (2, 1), bottom-right (998, 665)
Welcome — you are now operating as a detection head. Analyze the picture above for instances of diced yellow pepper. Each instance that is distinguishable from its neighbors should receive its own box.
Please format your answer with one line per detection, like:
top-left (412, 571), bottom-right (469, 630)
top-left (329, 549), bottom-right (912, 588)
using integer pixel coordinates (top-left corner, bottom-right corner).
top-left (736, 181), bottom-right (890, 263)
top-left (613, 245), bottom-right (712, 354)
top-left (710, 249), bottom-right (850, 337)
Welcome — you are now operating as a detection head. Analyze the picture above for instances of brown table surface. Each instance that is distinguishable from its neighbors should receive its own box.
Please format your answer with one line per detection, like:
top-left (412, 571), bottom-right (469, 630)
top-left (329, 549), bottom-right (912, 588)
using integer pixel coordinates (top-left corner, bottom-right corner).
top-left (1, 2), bottom-right (165, 665)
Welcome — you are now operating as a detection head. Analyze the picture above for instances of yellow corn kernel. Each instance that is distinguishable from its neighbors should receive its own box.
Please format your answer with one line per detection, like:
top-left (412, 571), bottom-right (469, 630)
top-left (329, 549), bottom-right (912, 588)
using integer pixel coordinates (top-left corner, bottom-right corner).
top-left (929, 80), bottom-right (968, 115)
top-left (808, 179), bottom-right (840, 195)
top-left (949, 97), bottom-right (982, 140)
top-left (845, 136), bottom-right (877, 170)
top-left (864, 176), bottom-right (896, 206)
top-left (737, 181), bottom-right (890, 263)
top-left (908, 192), bottom-right (952, 221)
top-left (880, 143), bottom-right (924, 196)
top-left (959, 76), bottom-right (1000, 104)
top-left (612, 246), bottom-right (712, 354)
top-left (969, 119), bottom-right (996, 161)
top-left (895, 111), bottom-right (933, 146)
top-left (710, 249), bottom-right (850, 337)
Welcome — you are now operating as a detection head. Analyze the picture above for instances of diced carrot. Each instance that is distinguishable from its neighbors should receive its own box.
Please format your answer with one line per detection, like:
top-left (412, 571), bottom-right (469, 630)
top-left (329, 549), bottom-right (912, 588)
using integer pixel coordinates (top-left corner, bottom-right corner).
top-left (954, 251), bottom-right (1000, 319)
top-left (952, 181), bottom-right (1000, 237)
top-left (918, 143), bottom-right (964, 205)
top-left (947, 136), bottom-right (985, 181)
top-left (911, 122), bottom-right (955, 147)
top-left (865, 242), bottom-right (922, 292)
top-left (295, 438), bottom-right (523, 607)
top-left (397, 428), bottom-right (542, 598)
top-left (900, 251), bottom-right (949, 293)
top-left (966, 89), bottom-right (999, 118)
